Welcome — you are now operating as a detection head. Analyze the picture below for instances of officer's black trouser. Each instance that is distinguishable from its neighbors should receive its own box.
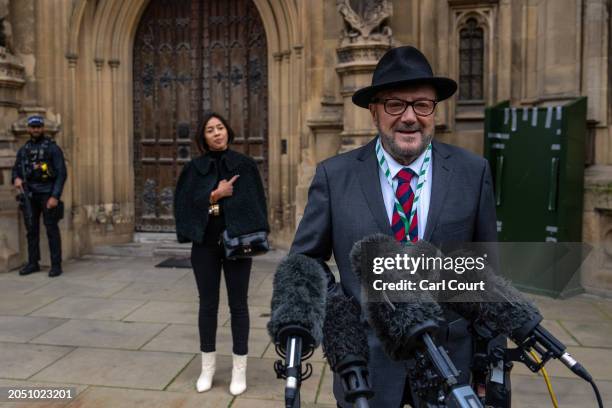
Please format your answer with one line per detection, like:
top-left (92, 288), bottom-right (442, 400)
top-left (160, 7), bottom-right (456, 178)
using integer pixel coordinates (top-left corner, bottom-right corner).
top-left (25, 193), bottom-right (62, 267)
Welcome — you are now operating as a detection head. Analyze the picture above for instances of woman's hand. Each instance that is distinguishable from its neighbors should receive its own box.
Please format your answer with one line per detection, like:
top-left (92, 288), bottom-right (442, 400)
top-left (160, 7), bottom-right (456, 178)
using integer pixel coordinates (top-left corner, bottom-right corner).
top-left (212, 175), bottom-right (240, 202)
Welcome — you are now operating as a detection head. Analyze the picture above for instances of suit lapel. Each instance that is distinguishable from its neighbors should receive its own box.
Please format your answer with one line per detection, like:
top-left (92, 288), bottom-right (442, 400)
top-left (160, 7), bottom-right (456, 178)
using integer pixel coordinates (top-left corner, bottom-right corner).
top-left (357, 139), bottom-right (394, 236)
top-left (424, 140), bottom-right (454, 240)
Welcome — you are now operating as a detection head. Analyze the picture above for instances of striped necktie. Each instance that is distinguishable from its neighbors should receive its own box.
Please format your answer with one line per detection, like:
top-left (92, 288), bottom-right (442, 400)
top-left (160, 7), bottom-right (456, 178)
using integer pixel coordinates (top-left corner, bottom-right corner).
top-left (391, 168), bottom-right (418, 242)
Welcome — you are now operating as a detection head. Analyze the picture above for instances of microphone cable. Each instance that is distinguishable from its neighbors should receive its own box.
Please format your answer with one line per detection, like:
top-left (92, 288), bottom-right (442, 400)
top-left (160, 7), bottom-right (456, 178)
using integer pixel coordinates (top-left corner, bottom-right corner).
top-left (529, 348), bottom-right (602, 408)
top-left (528, 350), bottom-right (559, 408)
top-left (590, 379), bottom-right (604, 408)
top-left (529, 334), bottom-right (603, 408)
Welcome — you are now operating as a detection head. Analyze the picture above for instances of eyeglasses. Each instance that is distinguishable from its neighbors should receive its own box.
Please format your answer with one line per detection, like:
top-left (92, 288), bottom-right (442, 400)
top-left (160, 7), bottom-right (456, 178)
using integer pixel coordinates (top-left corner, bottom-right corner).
top-left (372, 98), bottom-right (437, 117)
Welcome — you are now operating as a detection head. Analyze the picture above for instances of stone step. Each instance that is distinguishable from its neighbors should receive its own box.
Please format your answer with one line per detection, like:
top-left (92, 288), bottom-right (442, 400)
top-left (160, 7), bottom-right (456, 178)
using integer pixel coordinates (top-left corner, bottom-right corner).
top-left (89, 233), bottom-right (189, 258)
top-left (133, 232), bottom-right (178, 244)
top-left (90, 235), bottom-right (289, 261)
top-left (153, 244), bottom-right (190, 257)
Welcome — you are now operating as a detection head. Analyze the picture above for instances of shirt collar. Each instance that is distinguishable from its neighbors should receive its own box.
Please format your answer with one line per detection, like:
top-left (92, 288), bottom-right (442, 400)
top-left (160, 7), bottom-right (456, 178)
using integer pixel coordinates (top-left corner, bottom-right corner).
top-left (378, 137), bottom-right (428, 180)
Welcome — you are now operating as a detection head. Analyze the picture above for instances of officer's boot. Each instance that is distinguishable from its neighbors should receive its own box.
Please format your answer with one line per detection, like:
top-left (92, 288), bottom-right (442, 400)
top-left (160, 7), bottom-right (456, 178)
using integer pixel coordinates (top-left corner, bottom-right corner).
top-left (19, 262), bottom-right (40, 276)
top-left (48, 264), bottom-right (63, 277)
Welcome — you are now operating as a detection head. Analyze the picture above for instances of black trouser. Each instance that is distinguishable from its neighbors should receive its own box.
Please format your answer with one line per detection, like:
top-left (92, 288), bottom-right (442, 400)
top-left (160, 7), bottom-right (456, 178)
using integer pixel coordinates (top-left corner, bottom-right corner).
top-left (24, 193), bottom-right (62, 267)
top-left (191, 241), bottom-right (252, 355)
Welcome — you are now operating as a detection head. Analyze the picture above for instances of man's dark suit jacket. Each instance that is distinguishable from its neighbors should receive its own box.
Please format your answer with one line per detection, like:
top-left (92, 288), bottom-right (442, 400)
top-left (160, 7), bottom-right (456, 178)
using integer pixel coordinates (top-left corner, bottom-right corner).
top-left (290, 137), bottom-right (497, 407)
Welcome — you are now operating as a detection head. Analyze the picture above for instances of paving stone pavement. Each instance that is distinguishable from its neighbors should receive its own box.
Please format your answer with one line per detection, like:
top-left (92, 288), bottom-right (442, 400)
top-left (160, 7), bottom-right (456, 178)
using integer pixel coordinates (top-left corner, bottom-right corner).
top-left (0, 245), bottom-right (611, 407)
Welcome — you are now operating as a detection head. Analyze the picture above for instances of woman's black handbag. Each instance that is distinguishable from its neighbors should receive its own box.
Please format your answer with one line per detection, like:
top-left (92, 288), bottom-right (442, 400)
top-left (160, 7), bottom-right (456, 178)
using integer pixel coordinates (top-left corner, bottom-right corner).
top-left (222, 230), bottom-right (269, 259)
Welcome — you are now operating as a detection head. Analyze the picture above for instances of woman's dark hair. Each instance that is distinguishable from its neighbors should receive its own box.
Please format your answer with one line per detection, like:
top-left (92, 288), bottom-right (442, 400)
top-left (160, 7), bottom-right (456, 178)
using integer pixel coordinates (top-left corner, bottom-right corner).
top-left (195, 111), bottom-right (236, 153)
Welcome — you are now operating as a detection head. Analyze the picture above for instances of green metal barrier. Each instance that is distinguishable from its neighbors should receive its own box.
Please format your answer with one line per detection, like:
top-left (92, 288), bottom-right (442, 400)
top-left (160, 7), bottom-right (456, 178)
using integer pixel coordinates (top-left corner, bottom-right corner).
top-left (483, 98), bottom-right (587, 297)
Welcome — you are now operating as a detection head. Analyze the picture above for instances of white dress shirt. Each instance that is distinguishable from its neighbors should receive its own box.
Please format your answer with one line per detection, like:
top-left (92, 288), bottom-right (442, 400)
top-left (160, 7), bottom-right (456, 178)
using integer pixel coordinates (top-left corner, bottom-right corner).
top-left (377, 141), bottom-right (432, 239)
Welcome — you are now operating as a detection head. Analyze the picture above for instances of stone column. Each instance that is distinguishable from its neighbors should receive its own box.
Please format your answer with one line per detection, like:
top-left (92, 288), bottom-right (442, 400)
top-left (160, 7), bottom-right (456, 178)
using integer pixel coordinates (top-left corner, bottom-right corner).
top-left (0, 1), bottom-right (26, 272)
top-left (581, 0), bottom-right (612, 293)
top-left (295, 102), bottom-right (343, 223)
top-left (583, 165), bottom-right (612, 293)
top-left (335, 0), bottom-right (393, 152)
top-left (582, 0), bottom-right (610, 164)
top-left (65, 53), bottom-right (90, 256)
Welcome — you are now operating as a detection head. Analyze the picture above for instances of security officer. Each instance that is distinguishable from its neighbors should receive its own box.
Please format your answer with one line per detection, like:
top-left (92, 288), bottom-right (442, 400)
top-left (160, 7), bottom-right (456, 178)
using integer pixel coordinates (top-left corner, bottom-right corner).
top-left (11, 115), bottom-right (67, 277)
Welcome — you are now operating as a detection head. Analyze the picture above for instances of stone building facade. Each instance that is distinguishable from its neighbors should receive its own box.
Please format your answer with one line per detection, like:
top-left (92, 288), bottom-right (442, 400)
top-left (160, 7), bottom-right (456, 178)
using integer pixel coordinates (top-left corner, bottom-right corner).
top-left (0, 0), bottom-right (610, 291)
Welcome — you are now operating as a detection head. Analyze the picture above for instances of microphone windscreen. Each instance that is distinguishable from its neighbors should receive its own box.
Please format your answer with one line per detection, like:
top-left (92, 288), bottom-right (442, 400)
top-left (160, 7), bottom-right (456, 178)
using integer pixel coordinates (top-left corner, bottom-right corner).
top-left (474, 268), bottom-right (542, 340)
top-left (439, 251), bottom-right (542, 341)
top-left (385, 239), bottom-right (441, 285)
top-left (407, 239), bottom-right (441, 260)
top-left (349, 236), bottom-right (445, 360)
top-left (350, 235), bottom-right (442, 286)
top-left (433, 250), bottom-right (483, 318)
top-left (267, 254), bottom-right (328, 347)
top-left (349, 233), bottom-right (397, 284)
top-left (323, 292), bottom-right (369, 371)
top-left (366, 291), bottom-right (444, 361)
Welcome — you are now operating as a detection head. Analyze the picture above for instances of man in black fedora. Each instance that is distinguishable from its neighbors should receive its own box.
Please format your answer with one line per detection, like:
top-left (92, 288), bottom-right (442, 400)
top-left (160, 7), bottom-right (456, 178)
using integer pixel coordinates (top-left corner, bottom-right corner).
top-left (290, 46), bottom-right (503, 406)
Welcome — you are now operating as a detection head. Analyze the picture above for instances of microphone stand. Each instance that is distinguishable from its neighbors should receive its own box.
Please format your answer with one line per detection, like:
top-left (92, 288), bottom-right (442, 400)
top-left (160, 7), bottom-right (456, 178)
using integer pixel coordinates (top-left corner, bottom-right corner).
top-left (335, 355), bottom-right (372, 408)
top-left (503, 325), bottom-right (603, 408)
top-left (472, 318), bottom-right (604, 408)
top-left (273, 326), bottom-right (315, 408)
top-left (409, 333), bottom-right (483, 408)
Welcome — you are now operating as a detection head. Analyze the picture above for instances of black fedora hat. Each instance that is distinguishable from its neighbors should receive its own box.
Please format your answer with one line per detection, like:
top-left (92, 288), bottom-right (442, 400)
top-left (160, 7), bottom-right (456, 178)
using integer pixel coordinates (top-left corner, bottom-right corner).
top-left (352, 46), bottom-right (457, 108)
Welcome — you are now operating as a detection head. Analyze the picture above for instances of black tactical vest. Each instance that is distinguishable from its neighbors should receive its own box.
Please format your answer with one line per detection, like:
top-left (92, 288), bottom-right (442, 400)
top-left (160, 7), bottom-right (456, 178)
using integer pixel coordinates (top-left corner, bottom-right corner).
top-left (24, 138), bottom-right (55, 182)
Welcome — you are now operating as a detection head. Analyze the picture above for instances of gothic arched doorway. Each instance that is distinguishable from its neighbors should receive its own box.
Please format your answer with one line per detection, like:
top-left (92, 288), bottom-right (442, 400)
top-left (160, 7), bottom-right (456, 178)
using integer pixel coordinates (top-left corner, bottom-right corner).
top-left (133, 0), bottom-right (268, 232)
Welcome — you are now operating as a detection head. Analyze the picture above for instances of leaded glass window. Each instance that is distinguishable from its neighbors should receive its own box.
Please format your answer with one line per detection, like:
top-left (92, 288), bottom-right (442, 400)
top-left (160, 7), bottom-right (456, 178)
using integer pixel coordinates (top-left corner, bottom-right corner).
top-left (459, 18), bottom-right (484, 100)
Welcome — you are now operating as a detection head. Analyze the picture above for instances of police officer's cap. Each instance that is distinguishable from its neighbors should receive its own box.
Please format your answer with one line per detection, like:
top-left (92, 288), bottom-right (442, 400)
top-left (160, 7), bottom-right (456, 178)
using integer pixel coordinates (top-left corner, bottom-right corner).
top-left (27, 116), bottom-right (45, 127)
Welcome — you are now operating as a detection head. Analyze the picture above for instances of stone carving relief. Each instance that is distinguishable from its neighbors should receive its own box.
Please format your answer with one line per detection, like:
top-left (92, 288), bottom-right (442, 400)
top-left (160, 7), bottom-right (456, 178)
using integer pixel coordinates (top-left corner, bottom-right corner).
top-left (337, 0), bottom-right (393, 44)
top-left (333, 0), bottom-right (393, 154)
top-left (0, 0), bottom-right (24, 105)
top-left (0, 0), bottom-right (13, 53)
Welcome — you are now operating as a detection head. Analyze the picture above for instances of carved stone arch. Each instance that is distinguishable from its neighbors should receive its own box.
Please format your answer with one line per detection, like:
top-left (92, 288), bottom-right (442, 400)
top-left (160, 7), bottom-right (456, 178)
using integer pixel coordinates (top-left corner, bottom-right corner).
top-left (67, 0), bottom-right (89, 58)
top-left (275, 0), bottom-right (300, 49)
top-left (455, 10), bottom-right (490, 32)
top-left (92, 0), bottom-right (124, 60)
top-left (112, 1), bottom-right (150, 62)
top-left (66, 0), bottom-right (303, 245)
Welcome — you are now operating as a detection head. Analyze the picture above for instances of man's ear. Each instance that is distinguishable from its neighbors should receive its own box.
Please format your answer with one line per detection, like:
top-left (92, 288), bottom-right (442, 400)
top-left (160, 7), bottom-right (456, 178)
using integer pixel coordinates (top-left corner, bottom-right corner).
top-left (369, 104), bottom-right (377, 122)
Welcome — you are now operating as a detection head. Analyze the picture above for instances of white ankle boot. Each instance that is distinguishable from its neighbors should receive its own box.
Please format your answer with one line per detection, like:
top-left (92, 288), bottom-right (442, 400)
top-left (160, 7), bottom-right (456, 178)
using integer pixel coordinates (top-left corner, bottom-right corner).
top-left (229, 353), bottom-right (247, 395)
top-left (196, 351), bottom-right (216, 392)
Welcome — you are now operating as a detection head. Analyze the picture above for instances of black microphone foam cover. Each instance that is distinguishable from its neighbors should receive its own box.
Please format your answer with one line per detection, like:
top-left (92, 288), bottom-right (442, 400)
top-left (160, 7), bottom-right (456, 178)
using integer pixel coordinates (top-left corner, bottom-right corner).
top-left (350, 235), bottom-right (441, 286)
top-left (349, 235), bottom-right (445, 360)
top-left (475, 269), bottom-right (542, 341)
top-left (323, 292), bottom-right (369, 371)
top-left (366, 292), bottom-right (444, 361)
top-left (267, 254), bottom-right (328, 347)
top-left (440, 251), bottom-right (542, 341)
top-left (406, 239), bottom-right (441, 258)
top-left (349, 233), bottom-right (397, 284)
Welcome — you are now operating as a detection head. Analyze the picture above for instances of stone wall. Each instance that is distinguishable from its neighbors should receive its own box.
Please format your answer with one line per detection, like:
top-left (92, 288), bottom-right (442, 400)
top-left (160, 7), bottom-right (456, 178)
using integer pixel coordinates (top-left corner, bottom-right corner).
top-left (0, 0), bottom-right (27, 270)
top-left (297, 0), bottom-right (612, 291)
top-left (0, 0), bottom-right (610, 291)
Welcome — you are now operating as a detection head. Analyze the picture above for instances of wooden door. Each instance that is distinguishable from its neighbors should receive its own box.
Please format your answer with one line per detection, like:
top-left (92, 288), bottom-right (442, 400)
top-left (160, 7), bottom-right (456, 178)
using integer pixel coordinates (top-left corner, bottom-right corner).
top-left (133, 0), bottom-right (268, 232)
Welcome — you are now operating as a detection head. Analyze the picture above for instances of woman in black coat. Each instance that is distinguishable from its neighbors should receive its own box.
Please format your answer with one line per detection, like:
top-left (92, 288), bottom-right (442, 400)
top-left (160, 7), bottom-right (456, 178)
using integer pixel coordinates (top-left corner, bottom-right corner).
top-left (174, 112), bottom-right (269, 396)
